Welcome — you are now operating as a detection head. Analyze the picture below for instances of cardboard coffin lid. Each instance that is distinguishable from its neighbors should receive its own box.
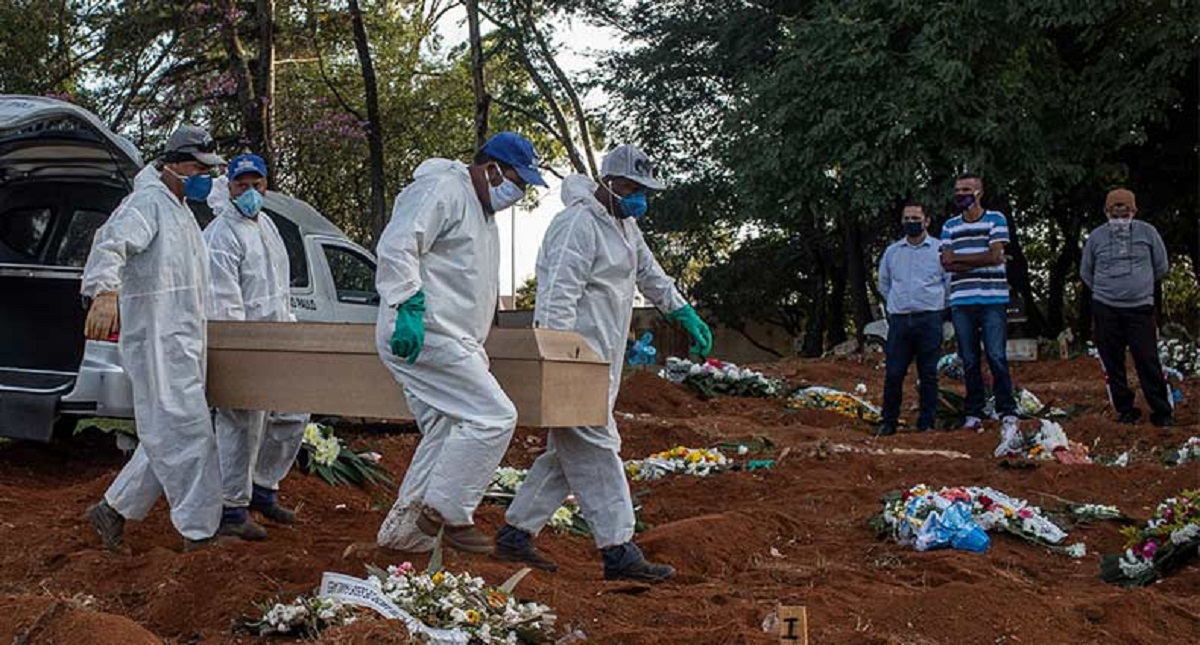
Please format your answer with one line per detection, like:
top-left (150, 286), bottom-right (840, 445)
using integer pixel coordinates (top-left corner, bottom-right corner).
top-left (205, 322), bottom-right (610, 427)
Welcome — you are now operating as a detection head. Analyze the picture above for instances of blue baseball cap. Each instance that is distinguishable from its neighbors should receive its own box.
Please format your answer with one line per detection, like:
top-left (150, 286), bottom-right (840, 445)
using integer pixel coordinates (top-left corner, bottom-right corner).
top-left (481, 132), bottom-right (546, 187)
top-left (227, 153), bottom-right (268, 180)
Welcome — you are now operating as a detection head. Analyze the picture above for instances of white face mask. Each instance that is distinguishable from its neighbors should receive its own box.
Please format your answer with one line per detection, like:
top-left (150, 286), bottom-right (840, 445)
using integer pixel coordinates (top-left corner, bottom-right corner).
top-left (487, 165), bottom-right (525, 212)
top-left (1108, 216), bottom-right (1133, 232)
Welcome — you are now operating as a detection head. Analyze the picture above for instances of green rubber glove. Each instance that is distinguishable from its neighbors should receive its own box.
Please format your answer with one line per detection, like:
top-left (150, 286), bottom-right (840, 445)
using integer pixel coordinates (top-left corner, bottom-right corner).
top-left (390, 290), bottom-right (426, 364)
top-left (666, 304), bottom-right (713, 358)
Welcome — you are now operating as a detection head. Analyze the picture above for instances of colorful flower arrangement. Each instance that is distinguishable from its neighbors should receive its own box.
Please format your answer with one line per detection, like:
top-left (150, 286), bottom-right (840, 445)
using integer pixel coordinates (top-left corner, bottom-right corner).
top-left (659, 357), bottom-right (783, 398)
top-left (995, 419), bottom-right (1092, 464)
top-left (485, 467), bottom-right (586, 534)
top-left (299, 423), bottom-right (393, 488)
top-left (1100, 490), bottom-right (1200, 586)
top-left (624, 446), bottom-right (731, 481)
top-left (872, 484), bottom-right (1079, 555)
top-left (246, 563), bottom-right (557, 642)
top-left (1165, 436), bottom-right (1200, 467)
top-left (788, 386), bottom-right (882, 424)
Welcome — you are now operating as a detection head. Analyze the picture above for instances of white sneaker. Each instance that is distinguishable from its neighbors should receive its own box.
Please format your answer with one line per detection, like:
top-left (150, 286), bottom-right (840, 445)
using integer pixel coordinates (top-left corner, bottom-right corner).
top-left (962, 416), bottom-right (984, 432)
top-left (994, 416), bottom-right (1024, 458)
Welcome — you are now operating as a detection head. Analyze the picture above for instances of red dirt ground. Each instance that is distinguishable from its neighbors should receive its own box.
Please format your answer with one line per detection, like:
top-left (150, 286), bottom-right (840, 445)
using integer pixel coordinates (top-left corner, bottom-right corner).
top-left (0, 356), bottom-right (1197, 644)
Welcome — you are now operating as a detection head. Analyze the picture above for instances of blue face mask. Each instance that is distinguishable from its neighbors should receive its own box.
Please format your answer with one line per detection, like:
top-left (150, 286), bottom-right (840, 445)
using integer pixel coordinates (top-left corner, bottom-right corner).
top-left (234, 188), bottom-right (264, 218)
top-left (616, 191), bottom-right (648, 219)
top-left (183, 173), bottom-right (213, 201)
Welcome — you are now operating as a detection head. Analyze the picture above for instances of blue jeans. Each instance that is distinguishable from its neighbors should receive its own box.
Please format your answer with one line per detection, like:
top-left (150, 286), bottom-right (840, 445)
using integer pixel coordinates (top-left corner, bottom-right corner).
top-left (951, 304), bottom-right (1016, 418)
top-left (882, 310), bottom-right (943, 429)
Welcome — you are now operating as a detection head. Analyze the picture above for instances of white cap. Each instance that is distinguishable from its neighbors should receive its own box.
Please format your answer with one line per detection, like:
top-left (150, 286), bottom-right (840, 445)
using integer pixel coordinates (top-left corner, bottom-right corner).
top-left (600, 144), bottom-right (664, 190)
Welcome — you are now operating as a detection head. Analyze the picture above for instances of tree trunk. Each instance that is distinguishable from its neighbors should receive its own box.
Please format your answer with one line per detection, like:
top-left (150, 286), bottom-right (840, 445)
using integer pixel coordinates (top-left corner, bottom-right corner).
top-left (348, 0), bottom-right (387, 246)
top-left (255, 0), bottom-right (277, 187)
top-left (1046, 209), bottom-right (1083, 336)
top-left (827, 245), bottom-right (847, 346)
top-left (466, 0), bottom-right (488, 150)
top-left (221, 1), bottom-right (264, 155)
top-left (520, 1), bottom-right (596, 176)
top-left (995, 196), bottom-right (1047, 336)
top-left (802, 262), bottom-right (828, 357)
top-left (847, 218), bottom-right (872, 342)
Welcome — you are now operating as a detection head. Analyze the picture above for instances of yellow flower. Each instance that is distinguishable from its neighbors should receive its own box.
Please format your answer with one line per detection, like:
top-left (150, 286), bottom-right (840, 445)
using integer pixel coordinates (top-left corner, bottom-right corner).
top-left (1003, 507), bottom-right (1015, 518)
top-left (431, 572), bottom-right (444, 585)
top-left (687, 451), bottom-right (703, 463)
top-left (465, 609), bottom-right (482, 624)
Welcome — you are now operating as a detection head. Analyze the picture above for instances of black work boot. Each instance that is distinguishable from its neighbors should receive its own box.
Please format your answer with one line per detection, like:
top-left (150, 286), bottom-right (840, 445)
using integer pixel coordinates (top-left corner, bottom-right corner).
top-left (86, 500), bottom-right (125, 553)
top-left (602, 542), bottom-right (675, 583)
top-left (492, 524), bottom-right (558, 572)
top-left (249, 485), bottom-right (296, 525)
top-left (1117, 408), bottom-right (1142, 425)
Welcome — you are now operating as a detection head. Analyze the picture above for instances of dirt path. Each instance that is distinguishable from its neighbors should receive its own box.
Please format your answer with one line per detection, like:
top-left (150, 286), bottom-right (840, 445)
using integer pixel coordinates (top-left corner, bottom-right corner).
top-left (0, 357), bottom-right (1196, 643)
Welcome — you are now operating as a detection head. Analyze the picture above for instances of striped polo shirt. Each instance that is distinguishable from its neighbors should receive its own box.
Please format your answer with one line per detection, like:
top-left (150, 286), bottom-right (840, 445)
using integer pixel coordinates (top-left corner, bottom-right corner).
top-left (940, 210), bottom-right (1010, 306)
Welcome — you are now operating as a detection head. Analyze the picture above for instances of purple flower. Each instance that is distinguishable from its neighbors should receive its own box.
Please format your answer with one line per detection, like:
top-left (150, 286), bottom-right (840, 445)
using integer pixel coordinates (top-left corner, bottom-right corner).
top-left (1140, 540), bottom-right (1158, 560)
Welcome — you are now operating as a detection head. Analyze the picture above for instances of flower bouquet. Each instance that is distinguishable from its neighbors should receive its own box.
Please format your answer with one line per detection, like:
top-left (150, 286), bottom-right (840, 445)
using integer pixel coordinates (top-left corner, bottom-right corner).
top-left (1164, 436), bottom-right (1200, 467)
top-left (1158, 337), bottom-right (1200, 377)
top-left (659, 357), bottom-right (783, 399)
top-left (484, 467), bottom-right (588, 535)
top-left (872, 484), bottom-right (1079, 555)
top-left (299, 423), bottom-right (393, 488)
top-left (1100, 490), bottom-right (1200, 586)
top-left (247, 595), bottom-right (358, 637)
top-left (996, 419), bottom-right (1091, 464)
top-left (624, 445), bottom-right (730, 482)
top-left (246, 562), bottom-right (557, 643)
top-left (788, 386), bottom-right (882, 424)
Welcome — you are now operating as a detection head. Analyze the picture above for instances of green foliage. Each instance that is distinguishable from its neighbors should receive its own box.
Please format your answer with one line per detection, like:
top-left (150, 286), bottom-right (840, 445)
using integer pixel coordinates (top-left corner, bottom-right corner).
top-left (1162, 256), bottom-right (1200, 337)
top-left (514, 275), bottom-right (537, 309)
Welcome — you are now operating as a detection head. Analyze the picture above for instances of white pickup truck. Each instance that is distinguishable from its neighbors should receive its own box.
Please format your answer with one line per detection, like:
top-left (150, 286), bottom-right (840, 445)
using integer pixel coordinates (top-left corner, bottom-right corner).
top-left (0, 96), bottom-right (380, 441)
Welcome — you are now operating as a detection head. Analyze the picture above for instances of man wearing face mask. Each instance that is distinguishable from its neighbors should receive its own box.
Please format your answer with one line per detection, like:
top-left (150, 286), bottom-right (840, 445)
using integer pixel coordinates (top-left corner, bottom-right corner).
top-left (1081, 188), bottom-right (1173, 427)
top-left (940, 173), bottom-right (1021, 455)
top-left (82, 125), bottom-right (227, 552)
top-left (203, 154), bottom-right (310, 540)
top-left (875, 201), bottom-right (947, 437)
top-left (375, 132), bottom-right (546, 554)
top-left (493, 145), bottom-right (712, 583)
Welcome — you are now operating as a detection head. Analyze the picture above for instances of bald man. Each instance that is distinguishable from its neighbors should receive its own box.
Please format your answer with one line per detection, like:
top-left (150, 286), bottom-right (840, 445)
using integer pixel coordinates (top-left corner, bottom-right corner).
top-left (1081, 188), bottom-right (1173, 427)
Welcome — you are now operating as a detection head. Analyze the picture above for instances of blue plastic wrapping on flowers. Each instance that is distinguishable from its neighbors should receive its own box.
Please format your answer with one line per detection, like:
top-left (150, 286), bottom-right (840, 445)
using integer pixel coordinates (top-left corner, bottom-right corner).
top-left (937, 353), bottom-right (964, 381)
top-left (914, 501), bottom-right (991, 553)
top-left (627, 332), bottom-right (658, 366)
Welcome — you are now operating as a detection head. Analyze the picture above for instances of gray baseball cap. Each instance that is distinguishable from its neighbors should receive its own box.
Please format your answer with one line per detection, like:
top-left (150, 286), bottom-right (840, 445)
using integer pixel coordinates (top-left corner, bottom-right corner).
top-left (165, 125), bottom-right (226, 167)
top-left (600, 144), bottom-right (664, 190)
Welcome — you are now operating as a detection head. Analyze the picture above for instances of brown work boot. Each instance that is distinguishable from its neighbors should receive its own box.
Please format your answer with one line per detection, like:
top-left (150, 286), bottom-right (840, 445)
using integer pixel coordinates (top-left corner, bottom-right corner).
top-left (182, 536), bottom-right (228, 552)
top-left (218, 518), bottom-right (268, 541)
top-left (86, 500), bottom-right (125, 553)
top-left (417, 507), bottom-right (493, 554)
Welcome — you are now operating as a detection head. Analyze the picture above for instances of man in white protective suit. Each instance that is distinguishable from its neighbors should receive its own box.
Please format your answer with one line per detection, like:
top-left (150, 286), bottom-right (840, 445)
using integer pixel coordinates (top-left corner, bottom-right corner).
top-left (375, 132), bottom-right (546, 554)
top-left (82, 125), bottom-right (227, 552)
top-left (495, 145), bottom-right (714, 583)
top-left (203, 154), bottom-right (309, 541)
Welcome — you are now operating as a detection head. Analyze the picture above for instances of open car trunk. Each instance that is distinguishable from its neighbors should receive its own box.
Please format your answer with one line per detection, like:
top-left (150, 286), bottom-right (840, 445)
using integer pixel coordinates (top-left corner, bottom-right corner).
top-left (0, 95), bottom-right (140, 440)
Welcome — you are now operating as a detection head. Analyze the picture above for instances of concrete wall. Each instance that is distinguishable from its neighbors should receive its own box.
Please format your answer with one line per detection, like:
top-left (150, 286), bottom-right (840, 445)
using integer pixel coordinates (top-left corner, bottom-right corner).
top-left (497, 307), bottom-right (796, 366)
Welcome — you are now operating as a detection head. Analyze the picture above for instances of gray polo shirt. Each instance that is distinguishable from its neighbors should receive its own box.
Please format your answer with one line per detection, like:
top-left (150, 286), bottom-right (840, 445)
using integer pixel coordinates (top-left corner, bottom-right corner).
top-left (1080, 220), bottom-right (1168, 308)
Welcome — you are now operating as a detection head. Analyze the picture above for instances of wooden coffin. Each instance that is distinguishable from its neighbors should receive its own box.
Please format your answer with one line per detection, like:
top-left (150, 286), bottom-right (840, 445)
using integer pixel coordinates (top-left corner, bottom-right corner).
top-left (205, 322), bottom-right (610, 427)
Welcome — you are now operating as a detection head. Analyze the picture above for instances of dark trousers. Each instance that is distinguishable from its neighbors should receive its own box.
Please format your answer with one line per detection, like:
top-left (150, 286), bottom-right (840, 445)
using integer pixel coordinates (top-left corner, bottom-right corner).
top-left (1092, 301), bottom-right (1173, 420)
top-left (951, 304), bottom-right (1016, 418)
top-left (882, 310), bottom-right (942, 429)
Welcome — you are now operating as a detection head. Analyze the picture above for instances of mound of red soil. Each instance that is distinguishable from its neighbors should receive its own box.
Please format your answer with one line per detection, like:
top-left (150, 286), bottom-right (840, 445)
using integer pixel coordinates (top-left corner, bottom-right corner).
top-left (0, 594), bottom-right (161, 644)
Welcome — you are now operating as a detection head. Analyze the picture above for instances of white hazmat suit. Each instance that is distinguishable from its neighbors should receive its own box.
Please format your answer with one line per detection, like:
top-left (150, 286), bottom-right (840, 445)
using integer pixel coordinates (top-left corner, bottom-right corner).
top-left (375, 159), bottom-right (517, 551)
top-left (203, 177), bottom-right (308, 511)
top-left (505, 175), bottom-right (687, 548)
top-left (81, 165), bottom-right (221, 540)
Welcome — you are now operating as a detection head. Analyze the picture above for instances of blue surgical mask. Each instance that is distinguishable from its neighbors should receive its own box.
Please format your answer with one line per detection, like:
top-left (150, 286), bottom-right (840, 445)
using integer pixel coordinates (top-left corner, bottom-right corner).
top-left (234, 188), bottom-right (264, 218)
top-left (617, 192), bottom-right (649, 219)
top-left (903, 221), bottom-right (924, 237)
top-left (953, 193), bottom-right (976, 211)
top-left (183, 173), bottom-right (213, 201)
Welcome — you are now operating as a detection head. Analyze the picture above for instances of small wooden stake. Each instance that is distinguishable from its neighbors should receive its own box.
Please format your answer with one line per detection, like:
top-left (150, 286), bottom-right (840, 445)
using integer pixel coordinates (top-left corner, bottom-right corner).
top-left (777, 605), bottom-right (808, 644)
